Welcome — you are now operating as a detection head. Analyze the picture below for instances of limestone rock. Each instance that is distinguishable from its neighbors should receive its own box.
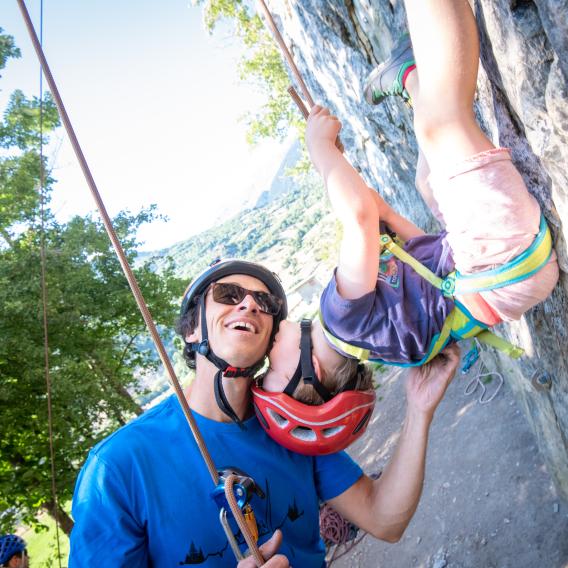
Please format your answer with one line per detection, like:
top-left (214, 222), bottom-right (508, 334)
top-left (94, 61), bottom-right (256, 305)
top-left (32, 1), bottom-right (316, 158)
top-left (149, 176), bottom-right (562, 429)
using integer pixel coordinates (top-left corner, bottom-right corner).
top-left (264, 0), bottom-right (568, 498)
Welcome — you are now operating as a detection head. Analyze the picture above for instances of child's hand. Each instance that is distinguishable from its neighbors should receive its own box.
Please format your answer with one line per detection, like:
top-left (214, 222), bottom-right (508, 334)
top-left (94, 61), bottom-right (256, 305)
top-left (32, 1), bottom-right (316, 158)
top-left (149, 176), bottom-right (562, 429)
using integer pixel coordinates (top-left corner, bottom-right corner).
top-left (306, 105), bottom-right (342, 172)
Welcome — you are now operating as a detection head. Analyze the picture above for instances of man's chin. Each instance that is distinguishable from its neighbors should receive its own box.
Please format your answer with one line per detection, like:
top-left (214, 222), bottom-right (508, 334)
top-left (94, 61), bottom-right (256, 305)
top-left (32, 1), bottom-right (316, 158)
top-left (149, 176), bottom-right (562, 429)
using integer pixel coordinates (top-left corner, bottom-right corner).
top-left (217, 351), bottom-right (266, 371)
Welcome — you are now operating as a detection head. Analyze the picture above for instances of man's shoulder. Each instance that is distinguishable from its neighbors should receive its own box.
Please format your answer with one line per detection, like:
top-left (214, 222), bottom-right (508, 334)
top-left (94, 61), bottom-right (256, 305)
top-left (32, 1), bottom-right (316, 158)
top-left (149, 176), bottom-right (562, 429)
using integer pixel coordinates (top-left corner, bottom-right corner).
top-left (90, 396), bottom-right (179, 463)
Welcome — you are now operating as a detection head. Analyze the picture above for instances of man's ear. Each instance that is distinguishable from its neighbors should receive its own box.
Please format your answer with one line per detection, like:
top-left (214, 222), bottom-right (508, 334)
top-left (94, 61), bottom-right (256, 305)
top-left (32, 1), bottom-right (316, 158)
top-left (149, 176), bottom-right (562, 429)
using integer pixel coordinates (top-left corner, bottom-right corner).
top-left (185, 327), bottom-right (200, 343)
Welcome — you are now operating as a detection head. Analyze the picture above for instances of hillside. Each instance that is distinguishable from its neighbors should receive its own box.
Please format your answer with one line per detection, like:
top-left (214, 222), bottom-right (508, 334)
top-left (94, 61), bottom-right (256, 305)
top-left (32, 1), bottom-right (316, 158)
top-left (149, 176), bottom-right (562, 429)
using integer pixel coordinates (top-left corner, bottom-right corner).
top-left (149, 170), bottom-right (340, 315)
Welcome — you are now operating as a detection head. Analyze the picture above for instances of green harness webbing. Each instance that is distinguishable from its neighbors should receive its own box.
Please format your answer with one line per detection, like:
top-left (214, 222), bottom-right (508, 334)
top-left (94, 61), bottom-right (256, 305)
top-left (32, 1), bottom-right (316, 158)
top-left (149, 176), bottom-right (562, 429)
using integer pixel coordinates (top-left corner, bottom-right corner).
top-left (322, 215), bottom-right (553, 367)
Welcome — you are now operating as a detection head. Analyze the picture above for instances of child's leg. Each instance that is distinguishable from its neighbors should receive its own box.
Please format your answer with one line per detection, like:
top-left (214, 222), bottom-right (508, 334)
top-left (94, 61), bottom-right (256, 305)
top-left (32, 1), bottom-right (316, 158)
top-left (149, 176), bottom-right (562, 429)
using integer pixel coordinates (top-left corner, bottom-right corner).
top-left (415, 149), bottom-right (445, 225)
top-left (403, 0), bottom-right (494, 173)
top-left (403, 0), bottom-right (558, 321)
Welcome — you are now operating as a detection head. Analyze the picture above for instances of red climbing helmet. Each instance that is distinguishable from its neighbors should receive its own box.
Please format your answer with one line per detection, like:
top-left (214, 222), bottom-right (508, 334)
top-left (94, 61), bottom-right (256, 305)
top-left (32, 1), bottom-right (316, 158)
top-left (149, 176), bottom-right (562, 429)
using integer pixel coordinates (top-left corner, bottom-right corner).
top-left (252, 319), bottom-right (375, 455)
top-left (252, 385), bottom-right (375, 455)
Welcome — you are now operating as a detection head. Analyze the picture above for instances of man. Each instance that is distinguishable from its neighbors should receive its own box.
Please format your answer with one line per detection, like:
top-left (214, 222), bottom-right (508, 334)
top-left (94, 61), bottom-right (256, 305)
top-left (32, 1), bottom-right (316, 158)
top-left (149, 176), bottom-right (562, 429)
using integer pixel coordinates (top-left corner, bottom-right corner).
top-left (69, 259), bottom-right (459, 566)
top-left (0, 535), bottom-right (28, 568)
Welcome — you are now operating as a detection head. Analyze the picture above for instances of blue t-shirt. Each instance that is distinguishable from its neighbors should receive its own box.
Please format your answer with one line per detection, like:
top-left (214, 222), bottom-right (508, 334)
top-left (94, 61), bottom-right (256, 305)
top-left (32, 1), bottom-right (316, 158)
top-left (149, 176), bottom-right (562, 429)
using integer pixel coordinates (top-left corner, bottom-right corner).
top-left (320, 233), bottom-right (455, 364)
top-left (69, 395), bottom-right (362, 567)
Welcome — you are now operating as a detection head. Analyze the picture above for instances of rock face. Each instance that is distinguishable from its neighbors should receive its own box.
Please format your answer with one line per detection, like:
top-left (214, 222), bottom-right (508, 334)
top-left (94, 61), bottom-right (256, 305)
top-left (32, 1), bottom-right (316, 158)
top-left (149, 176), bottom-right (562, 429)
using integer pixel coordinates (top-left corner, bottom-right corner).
top-left (264, 0), bottom-right (568, 498)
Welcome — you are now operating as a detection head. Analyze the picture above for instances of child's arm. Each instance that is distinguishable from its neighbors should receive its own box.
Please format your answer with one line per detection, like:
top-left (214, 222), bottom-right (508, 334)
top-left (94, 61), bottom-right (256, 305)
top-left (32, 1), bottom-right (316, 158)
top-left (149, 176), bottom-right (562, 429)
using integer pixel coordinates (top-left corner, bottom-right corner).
top-left (307, 106), bottom-right (380, 300)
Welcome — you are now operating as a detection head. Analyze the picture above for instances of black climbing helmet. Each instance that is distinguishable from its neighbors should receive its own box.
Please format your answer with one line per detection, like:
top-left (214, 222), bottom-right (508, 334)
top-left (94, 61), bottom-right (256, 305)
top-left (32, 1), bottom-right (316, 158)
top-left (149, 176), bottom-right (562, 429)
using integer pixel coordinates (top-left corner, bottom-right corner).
top-left (180, 258), bottom-right (288, 323)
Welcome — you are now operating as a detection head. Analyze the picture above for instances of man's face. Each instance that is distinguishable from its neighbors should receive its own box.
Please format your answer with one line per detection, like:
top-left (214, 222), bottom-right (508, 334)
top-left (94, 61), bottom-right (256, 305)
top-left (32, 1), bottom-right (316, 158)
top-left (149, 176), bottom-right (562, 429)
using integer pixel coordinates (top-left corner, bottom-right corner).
top-left (187, 274), bottom-right (275, 369)
top-left (9, 551), bottom-right (28, 568)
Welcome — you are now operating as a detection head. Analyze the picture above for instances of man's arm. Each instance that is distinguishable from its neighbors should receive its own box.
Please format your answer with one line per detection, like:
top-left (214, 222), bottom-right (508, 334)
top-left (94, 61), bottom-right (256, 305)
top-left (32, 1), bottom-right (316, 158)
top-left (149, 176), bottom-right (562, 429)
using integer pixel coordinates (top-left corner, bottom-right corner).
top-left (306, 105), bottom-right (380, 300)
top-left (327, 344), bottom-right (460, 542)
top-left (69, 453), bottom-right (148, 566)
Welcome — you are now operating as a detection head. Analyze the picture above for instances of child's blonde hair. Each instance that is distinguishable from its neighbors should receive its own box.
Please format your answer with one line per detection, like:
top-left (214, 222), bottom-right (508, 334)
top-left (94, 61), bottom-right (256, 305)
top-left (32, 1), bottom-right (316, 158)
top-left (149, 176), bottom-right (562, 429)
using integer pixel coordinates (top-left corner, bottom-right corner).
top-left (294, 355), bottom-right (374, 405)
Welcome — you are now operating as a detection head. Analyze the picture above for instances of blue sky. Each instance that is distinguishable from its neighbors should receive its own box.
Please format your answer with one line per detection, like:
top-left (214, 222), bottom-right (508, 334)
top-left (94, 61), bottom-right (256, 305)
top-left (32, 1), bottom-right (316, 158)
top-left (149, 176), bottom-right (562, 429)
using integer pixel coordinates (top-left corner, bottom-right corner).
top-left (2, 0), bottom-right (291, 250)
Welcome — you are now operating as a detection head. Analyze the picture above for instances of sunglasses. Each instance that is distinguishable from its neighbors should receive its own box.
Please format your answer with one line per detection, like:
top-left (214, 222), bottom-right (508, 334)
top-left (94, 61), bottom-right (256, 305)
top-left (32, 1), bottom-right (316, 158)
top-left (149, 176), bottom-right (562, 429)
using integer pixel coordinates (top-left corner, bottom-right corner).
top-left (210, 282), bottom-right (283, 316)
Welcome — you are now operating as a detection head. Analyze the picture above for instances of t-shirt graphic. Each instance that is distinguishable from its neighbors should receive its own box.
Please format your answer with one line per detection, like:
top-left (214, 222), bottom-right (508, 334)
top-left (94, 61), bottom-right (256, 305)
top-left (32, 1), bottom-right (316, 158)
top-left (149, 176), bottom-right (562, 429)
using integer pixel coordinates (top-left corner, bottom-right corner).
top-left (179, 478), bottom-right (305, 565)
top-left (378, 250), bottom-right (400, 288)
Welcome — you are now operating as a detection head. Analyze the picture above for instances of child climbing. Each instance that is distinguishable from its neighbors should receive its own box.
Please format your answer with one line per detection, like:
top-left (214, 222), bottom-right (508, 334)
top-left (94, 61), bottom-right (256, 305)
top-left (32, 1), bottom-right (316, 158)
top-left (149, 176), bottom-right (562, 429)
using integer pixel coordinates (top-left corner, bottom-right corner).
top-left (254, 0), bottom-right (559, 452)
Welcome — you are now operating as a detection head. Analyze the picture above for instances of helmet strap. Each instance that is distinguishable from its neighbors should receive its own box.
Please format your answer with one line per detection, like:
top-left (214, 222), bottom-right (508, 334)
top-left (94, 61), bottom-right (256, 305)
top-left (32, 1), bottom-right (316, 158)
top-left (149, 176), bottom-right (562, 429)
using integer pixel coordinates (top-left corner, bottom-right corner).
top-left (283, 319), bottom-right (333, 403)
top-left (187, 293), bottom-right (264, 428)
top-left (214, 369), bottom-right (246, 430)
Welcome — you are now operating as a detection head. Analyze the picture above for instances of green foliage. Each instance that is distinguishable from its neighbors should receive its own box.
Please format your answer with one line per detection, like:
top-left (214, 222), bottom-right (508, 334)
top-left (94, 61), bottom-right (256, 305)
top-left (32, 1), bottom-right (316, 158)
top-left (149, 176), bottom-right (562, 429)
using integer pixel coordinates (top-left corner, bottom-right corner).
top-left (193, 0), bottom-right (304, 145)
top-left (0, 90), bottom-right (60, 150)
top-left (22, 511), bottom-right (70, 568)
top-left (0, 32), bottom-right (186, 534)
top-left (0, 28), bottom-right (21, 76)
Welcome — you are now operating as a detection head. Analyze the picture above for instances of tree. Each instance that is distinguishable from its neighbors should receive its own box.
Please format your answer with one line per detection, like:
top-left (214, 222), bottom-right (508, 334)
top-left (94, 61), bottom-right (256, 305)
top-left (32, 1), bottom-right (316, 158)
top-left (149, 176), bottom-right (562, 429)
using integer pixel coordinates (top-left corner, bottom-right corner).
top-left (0, 29), bottom-right (186, 535)
top-left (194, 0), bottom-right (304, 145)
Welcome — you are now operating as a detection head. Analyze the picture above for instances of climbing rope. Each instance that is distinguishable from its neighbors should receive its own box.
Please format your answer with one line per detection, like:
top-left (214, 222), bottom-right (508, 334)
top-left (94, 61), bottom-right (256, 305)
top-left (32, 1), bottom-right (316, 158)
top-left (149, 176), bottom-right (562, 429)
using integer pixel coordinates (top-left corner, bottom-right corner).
top-left (319, 504), bottom-right (368, 566)
top-left (225, 475), bottom-right (263, 566)
top-left (37, 1), bottom-right (62, 563)
top-left (256, 0), bottom-right (315, 108)
top-left (258, 2), bottom-right (344, 149)
top-left (17, 1), bottom-right (265, 563)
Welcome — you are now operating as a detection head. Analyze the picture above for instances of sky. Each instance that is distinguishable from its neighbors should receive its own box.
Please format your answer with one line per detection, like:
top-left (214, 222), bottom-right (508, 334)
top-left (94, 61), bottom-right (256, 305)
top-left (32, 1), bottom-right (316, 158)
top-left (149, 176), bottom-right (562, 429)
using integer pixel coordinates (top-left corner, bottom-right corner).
top-left (1, 0), bottom-right (292, 250)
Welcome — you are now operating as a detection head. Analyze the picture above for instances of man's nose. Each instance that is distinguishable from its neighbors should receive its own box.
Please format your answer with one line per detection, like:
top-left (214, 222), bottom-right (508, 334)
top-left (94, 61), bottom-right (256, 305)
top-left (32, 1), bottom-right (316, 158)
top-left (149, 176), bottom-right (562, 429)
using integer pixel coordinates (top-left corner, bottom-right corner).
top-left (237, 293), bottom-right (260, 312)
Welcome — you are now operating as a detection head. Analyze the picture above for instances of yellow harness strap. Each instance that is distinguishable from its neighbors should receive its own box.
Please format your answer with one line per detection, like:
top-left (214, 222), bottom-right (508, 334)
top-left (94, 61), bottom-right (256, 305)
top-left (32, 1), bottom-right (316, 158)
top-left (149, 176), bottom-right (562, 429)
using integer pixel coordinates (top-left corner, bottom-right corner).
top-left (318, 312), bottom-right (371, 361)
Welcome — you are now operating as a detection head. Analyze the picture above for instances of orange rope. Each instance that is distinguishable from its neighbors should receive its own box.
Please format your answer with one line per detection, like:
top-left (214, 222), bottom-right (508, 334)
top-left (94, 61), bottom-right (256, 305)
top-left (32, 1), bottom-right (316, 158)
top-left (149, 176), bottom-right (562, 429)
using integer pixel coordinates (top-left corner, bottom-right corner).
top-left (225, 475), bottom-right (265, 566)
top-left (256, 0), bottom-right (315, 108)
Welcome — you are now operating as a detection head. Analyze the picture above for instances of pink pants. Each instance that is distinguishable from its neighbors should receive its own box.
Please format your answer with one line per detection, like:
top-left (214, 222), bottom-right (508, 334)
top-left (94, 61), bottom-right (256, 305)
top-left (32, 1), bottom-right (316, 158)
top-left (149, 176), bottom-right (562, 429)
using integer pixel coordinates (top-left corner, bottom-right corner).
top-left (423, 148), bottom-right (558, 322)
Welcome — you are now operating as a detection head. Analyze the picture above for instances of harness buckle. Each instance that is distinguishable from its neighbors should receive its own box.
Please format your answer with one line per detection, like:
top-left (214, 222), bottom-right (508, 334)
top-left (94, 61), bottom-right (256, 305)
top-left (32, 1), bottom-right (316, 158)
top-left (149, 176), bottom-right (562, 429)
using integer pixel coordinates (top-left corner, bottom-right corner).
top-left (441, 273), bottom-right (456, 297)
top-left (224, 366), bottom-right (248, 378)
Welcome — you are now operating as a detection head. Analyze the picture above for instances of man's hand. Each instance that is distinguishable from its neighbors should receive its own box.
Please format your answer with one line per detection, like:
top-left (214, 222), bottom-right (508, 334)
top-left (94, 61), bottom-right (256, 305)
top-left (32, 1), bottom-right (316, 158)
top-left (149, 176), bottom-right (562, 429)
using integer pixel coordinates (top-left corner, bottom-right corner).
top-left (236, 529), bottom-right (290, 567)
top-left (405, 343), bottom-right (461, 419)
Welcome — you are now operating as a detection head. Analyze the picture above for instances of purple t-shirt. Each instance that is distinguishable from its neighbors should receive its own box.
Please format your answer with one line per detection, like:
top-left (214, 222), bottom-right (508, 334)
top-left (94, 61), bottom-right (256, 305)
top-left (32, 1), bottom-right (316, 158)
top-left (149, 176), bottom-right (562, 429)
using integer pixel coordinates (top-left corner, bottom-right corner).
top-left (320, 233), bottom-right (455, 364)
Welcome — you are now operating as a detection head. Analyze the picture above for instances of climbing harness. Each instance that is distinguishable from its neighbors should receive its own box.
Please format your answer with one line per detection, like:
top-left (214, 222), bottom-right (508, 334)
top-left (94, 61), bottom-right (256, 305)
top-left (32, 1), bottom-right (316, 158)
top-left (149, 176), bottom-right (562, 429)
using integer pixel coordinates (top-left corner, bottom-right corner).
top-left (321, 216), bottom-right (553, 367)
top-left (16, 1), bottom-right (275, 563)
top-left (252, 320), bottom-right (376, 455)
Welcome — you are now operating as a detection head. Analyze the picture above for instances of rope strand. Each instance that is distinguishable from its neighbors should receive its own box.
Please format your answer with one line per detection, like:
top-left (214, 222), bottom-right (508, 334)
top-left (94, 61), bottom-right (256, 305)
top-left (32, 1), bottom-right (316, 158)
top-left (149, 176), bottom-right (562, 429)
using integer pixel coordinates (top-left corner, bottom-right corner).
top-left (37, 1), bottom-right (62, 563)
top-left (225, 475), bottom-right (264, 566)
top-left (16, 0), bottom-right (219, 486)
top-left (256, 0), bottom-right (315, 108)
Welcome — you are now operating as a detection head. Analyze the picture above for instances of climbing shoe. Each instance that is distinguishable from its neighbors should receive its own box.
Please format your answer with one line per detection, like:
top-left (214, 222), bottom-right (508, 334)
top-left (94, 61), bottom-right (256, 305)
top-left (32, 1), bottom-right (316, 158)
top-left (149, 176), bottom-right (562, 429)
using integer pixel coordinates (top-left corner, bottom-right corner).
top-left (363, 33), bottom-right (415, 105)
